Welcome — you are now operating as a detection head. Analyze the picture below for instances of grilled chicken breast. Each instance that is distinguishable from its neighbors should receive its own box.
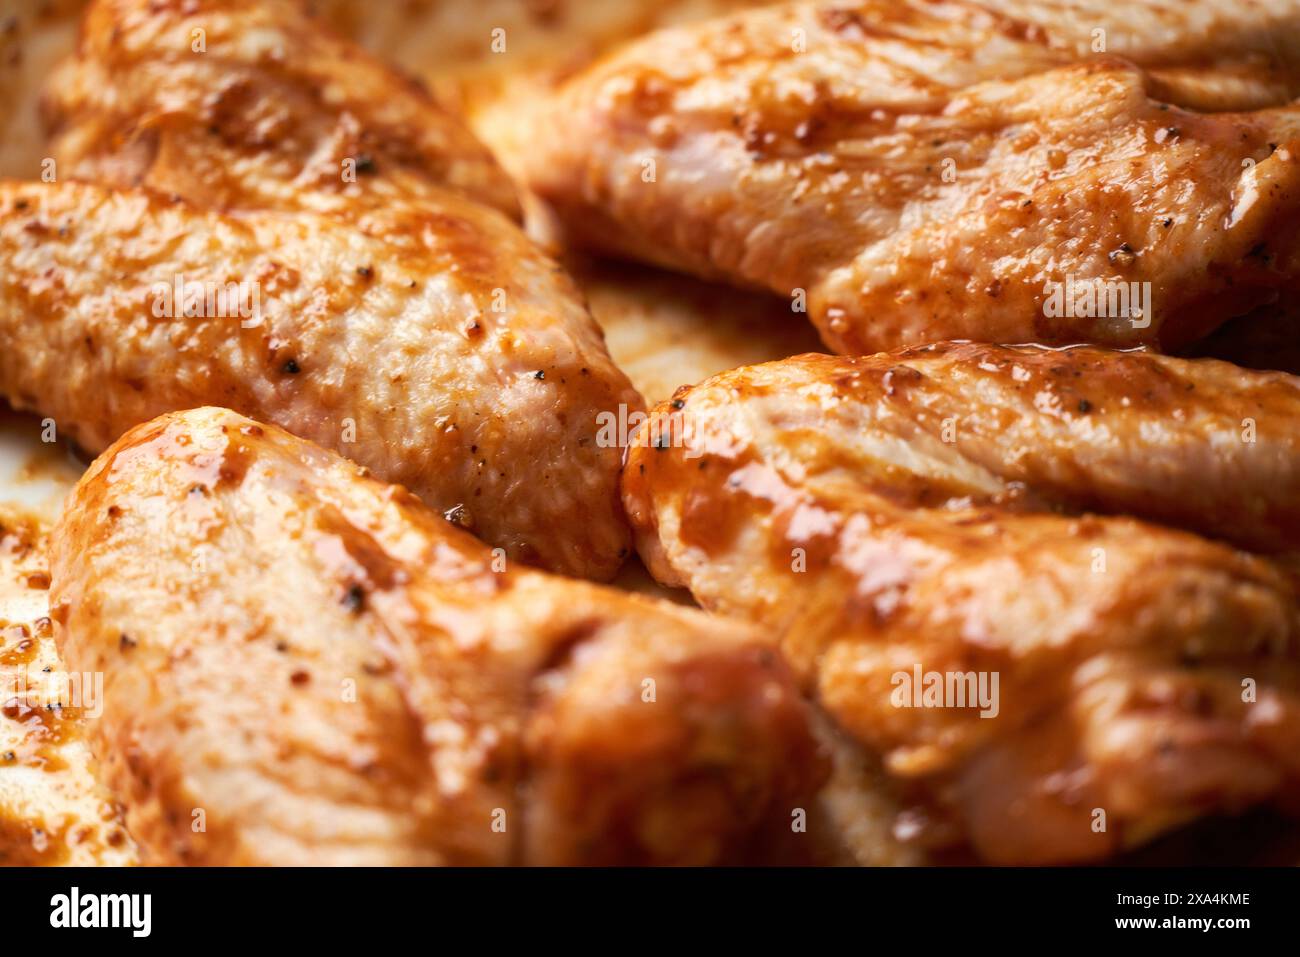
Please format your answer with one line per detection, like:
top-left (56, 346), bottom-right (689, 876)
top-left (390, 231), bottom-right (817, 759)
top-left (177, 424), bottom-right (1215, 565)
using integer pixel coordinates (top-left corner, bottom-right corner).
top-left (523, 0), bottom-right (1300, 354)
top-left (0, 0), bottom-right (644, 580)
top-left (623, 343), bottom-right (1300, 863)
top-left (49, 406), bottom-right (823, 865)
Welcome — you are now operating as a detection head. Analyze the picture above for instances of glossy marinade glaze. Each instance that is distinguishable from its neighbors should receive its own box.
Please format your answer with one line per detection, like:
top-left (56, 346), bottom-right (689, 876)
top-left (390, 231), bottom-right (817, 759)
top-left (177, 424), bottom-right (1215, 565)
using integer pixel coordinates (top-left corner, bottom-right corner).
top-left (0, 0), bottom-right (644, 581)
top-left (49, 407), bottom-right (825, 865)
top-left (624, 343), bottom-right (1300, 862)
top-left (523, 0), bottom-right (1300, 354)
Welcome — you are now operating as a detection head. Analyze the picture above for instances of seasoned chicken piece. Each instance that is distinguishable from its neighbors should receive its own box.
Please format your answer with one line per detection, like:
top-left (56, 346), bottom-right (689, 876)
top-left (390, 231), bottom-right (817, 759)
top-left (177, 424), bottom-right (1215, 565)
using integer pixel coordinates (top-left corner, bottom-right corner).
top-left (523, 0), bottom-right (1300, 353)
top-left (44, 0), bottom-right (518, 220)
top-left (4, 0), bottom-right (807, 444)
top-left (49, 407), bottom-right (824, 866)
top-left (0, 178), bottom-right (639, 580)
top-left (623, 343), bottom-right (1300, 863)
top-left (0, 506), bottom-right (138, 866)
top-left (994, 0), bottom-right (1300, 112)
top-left (4, 0), bottom-right (646, 581)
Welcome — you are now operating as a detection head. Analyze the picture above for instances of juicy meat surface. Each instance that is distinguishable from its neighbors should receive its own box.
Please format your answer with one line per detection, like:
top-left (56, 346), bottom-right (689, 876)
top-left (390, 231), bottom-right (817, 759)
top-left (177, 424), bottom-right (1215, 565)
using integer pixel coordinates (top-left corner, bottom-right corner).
top-left (44, 0), bottom-right (519, 219)
top-left (49, 407), bottom-right (825, 865)
top-left (1, 0), bottom-right (644, 581)
top-left (623, 343), bottom-right (1300, 863)
top-left (0, 178), bottom-right (639, 580)
top-left (523, 0), bottom-right (1300, 354)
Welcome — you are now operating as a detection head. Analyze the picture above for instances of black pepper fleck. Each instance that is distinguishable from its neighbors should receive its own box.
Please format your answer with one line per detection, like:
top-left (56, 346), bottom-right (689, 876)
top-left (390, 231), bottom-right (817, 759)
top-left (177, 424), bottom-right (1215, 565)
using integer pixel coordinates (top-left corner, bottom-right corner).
top-left (343, 584), bottom-right (366, 614)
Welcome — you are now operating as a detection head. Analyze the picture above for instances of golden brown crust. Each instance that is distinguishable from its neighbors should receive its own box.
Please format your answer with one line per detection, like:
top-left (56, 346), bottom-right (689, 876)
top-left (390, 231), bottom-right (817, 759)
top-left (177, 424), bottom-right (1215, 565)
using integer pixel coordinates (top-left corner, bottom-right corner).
top-left (523, 0), bottom-right (1300, 353)
top-left (10, 0), bottom-right (1300, 868)
top-left (0, 0), bottom-right (646, 581)
top-left (49, 407), bottom-right (825, 865)
top-left (623, 344), bottom-right (1300, 863)
top-left (45, 0), bottom-right (520, 218)
top-left (0, 177), bottom-right (640, 580)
